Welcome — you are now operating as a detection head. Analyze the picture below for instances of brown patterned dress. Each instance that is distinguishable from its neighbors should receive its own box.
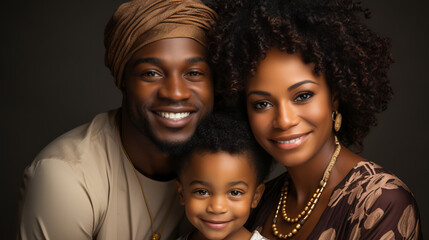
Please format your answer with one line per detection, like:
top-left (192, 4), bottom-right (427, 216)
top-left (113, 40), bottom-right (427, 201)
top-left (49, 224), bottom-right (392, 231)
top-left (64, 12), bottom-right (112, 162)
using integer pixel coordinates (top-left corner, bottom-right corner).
top-left (246, 161), bottom-right (422, 239)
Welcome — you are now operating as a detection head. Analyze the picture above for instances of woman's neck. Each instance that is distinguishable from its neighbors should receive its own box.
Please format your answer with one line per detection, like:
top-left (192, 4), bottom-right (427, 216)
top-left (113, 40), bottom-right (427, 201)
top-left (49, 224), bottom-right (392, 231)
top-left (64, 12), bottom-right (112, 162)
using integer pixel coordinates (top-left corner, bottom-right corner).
top-left (286, 135), bottom-right (338, 203)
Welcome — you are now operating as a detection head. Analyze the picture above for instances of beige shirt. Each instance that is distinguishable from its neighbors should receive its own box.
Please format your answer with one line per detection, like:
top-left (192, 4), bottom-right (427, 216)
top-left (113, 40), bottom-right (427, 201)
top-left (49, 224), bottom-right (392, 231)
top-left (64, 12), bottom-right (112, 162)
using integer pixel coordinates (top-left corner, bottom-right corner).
top-left (18, 110), bottom-right (184, 240)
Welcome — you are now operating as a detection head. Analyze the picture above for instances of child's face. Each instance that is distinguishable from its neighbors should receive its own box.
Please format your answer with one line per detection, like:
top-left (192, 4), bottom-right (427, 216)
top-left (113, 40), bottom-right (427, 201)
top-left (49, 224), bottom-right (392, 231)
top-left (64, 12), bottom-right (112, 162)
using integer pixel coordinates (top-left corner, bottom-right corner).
top-left (176, 151), bottom-right (265, 240)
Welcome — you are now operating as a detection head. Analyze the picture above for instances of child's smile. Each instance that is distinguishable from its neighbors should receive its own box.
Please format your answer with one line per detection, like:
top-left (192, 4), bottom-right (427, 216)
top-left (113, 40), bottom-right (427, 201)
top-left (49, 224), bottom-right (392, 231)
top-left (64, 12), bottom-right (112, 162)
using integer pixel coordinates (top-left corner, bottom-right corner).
top-left (176, 151), bottom-right (264, 240)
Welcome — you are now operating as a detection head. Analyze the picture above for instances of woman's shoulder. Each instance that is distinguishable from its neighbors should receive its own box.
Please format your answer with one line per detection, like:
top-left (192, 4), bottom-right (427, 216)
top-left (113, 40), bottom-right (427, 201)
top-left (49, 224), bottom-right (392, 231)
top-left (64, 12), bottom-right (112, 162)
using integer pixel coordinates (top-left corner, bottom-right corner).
top-left (327, 161), bottom-right (422, 239)
top-left (341, 161), bottom-right (411, 193)
top-left (330, 161), bottom-right (416, 208)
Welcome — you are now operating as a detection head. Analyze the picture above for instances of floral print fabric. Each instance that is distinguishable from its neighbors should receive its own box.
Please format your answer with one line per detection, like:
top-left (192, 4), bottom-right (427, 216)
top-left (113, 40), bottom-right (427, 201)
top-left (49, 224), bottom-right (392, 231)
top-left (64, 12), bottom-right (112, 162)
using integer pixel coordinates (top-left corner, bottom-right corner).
top-left (246, 161), bottom-right (422, 239)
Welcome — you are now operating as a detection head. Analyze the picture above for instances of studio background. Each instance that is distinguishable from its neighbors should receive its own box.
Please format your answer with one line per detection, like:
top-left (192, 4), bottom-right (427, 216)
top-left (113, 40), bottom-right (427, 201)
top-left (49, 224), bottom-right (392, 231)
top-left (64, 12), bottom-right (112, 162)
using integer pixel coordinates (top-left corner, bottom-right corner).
top-left (1, 0), bottom-right (428, 239)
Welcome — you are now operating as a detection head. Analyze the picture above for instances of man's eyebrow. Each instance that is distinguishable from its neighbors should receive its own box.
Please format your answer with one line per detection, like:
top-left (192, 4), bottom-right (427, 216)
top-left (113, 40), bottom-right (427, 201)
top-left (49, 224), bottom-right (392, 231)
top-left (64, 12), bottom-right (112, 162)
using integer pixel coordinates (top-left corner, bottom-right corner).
top-left (287, 80), bottom-right (319, 91)
top-left (133, 57), bottom-right (161, 67)
top-left (132, 57), bottom-right (205, 67)
top-left (187, 57), bottom-right (206, 64)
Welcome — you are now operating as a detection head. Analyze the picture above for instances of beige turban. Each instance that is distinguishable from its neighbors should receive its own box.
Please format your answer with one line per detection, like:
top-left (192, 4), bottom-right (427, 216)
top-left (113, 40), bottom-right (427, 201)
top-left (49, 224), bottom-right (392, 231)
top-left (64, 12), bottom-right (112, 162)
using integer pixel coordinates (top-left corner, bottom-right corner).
top-left (104, 0), bottom-right (217, 87)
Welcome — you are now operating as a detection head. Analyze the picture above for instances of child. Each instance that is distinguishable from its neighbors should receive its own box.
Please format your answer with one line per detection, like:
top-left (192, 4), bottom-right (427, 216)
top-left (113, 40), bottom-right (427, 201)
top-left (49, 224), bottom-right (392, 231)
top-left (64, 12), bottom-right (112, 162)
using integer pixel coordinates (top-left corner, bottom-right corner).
top-left (175, 114), bottom-right (272, 240)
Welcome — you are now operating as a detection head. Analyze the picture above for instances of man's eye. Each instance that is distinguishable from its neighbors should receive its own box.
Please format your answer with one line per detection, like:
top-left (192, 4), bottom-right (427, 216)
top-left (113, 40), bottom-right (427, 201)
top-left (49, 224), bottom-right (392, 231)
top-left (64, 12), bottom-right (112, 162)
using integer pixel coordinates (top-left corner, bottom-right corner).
top-left (141, 71), bottom-right (160, 77)
top-left (294, 92), bottom-right (314, 102)
top-left (185, 71), bottom-right (205, 82)
top-left (254, 101), bottom-right (272, 110)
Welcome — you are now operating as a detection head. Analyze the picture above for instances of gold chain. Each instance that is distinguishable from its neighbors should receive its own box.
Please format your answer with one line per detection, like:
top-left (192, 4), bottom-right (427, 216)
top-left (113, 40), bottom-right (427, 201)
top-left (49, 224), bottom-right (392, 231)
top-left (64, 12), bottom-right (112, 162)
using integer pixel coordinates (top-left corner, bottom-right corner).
top-left (117, 115), bottom-right (176, 240)
top-left (272, 136), bottom-right (341, 239)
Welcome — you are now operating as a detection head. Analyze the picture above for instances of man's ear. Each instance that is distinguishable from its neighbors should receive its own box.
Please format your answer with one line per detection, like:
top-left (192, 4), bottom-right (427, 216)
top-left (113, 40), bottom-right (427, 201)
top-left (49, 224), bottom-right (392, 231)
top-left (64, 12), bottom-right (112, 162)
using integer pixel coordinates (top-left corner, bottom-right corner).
top-left (251, 183), bottom-right (265, 208)
top-left (175, 179), bottom-right (185, 205)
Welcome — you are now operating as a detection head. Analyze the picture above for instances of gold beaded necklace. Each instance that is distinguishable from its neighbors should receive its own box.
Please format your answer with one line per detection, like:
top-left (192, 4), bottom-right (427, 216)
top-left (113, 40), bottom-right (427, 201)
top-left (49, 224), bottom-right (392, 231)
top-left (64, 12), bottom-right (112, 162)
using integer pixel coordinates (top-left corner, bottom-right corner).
top-left (117, 116), bottom-right (176, 240)
top-left (272, 136), bottom-right (341, 239)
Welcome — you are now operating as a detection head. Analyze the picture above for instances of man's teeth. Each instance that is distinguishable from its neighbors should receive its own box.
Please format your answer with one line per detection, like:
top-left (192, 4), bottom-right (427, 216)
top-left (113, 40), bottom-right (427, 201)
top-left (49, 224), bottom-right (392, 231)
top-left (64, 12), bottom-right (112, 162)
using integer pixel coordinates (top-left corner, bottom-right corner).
top-left (159, 112), bottom-right (190, 120)
top-left (277, 136), bottom-right (304, 144)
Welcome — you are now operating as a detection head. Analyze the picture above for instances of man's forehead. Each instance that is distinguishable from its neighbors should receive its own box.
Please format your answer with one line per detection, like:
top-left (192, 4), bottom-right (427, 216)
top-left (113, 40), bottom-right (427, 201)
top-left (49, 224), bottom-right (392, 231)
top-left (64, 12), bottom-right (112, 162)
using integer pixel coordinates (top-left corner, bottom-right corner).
top-left (129, 38), bottom-right (208, 63)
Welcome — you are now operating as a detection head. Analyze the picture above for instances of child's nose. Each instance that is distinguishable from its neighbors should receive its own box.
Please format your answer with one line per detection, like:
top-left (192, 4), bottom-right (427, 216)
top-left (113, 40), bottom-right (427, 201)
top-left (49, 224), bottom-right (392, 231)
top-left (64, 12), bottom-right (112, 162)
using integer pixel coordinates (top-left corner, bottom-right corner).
top-left (207, 195), bottom-right (228, 214)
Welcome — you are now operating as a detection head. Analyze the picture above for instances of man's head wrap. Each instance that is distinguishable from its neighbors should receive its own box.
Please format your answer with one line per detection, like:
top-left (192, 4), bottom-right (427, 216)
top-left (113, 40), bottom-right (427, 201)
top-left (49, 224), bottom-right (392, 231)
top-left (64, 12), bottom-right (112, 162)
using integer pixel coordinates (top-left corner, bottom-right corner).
top-left (104, 0), bottom-right (217, 88)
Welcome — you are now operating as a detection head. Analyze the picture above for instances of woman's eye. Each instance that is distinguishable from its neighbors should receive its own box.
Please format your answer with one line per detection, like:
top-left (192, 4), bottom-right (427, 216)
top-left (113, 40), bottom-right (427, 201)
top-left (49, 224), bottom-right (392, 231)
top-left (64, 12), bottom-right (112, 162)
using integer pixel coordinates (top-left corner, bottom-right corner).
top-left (229, 190), bottom-right (243, 197)
top-left (294, 92), bottom-right (314, 102)
top-left (253, 101), bottom-right (272, 110)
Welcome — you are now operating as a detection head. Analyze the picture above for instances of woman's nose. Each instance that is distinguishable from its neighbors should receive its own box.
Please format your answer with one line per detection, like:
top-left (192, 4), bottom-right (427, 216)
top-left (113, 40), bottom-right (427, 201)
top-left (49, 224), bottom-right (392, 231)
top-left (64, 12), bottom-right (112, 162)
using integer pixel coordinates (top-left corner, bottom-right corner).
top-left (273, 102), bottom-right (299, 130)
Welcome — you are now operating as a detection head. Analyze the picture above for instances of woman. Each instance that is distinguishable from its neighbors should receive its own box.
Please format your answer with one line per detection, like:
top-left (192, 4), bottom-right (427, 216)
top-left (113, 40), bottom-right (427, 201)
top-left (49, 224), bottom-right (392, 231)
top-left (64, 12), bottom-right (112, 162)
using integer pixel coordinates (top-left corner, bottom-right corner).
top-left (208, 0), bottom-right (422, 239)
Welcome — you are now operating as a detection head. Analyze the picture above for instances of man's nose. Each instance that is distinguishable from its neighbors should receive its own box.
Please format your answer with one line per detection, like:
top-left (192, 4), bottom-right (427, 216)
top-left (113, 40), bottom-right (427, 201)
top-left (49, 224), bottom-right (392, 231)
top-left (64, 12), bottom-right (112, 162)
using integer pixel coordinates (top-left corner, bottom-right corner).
top-left (158, 74), bottom-right (191, 101)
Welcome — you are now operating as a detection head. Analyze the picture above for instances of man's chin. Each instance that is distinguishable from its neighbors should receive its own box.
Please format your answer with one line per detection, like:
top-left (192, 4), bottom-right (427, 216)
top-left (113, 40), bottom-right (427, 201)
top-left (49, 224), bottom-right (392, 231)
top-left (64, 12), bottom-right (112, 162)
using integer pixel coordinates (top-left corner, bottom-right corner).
top-left (152, 139), bottom-right (188, 155)
top-left (129, 113), bottom-right (194, 154)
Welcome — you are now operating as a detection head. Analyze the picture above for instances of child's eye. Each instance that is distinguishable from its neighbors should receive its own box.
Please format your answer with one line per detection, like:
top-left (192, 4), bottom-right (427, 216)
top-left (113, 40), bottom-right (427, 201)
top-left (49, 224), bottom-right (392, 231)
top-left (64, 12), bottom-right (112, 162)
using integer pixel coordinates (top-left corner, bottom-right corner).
top-left (229, 190), bottom-right (243, 197)
top-left (194, 189), bottom-right (209, 196)
top-left (187, 71), bottom-right (203, 77)
top-left (253, 101), bottom-right (272, 110)
top-left (294, 92), bottom-right (314, 102)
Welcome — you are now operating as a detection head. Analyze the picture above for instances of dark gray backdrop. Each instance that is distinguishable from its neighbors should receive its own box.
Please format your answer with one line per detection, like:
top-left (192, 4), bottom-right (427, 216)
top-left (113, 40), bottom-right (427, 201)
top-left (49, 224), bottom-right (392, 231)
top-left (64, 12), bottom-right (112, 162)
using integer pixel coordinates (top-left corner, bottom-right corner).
top-left (1, 0), bottom-right (428, 239)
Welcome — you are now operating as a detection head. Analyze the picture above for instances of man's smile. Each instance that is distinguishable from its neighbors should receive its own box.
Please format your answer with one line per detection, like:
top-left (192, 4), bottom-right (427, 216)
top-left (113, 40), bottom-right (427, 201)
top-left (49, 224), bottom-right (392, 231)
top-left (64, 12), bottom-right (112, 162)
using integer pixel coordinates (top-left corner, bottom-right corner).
top-left (157, 112), bottom-right (191, 121)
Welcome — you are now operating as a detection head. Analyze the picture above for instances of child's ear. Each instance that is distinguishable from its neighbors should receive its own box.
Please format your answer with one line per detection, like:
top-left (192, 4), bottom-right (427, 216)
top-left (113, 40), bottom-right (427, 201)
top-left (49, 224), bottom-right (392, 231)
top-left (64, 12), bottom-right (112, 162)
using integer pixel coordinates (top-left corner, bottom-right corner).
top-left (175, 179), bottom-right (185, 206)
top-left (251, 183), bottom-right (265, 208)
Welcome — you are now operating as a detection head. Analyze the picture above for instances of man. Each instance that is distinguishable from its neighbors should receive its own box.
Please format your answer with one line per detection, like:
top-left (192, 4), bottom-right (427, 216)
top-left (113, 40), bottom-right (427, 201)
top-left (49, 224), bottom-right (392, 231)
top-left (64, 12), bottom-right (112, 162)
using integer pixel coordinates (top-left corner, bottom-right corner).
top-left (17, 0), bottom-right (216, 239)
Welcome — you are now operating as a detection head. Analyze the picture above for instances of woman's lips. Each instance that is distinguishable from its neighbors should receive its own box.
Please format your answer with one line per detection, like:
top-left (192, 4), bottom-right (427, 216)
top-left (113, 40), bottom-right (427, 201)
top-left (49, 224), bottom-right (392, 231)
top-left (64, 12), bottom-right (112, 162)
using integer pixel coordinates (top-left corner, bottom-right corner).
top-left (270, 132), bottom-right (310, 150)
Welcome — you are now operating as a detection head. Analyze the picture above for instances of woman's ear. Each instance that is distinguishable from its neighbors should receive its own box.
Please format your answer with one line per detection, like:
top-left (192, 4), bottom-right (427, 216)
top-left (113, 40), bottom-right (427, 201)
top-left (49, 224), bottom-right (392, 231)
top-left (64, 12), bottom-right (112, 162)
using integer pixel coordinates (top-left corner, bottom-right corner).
top-left (331, 91), bottom-right (339, 111)
top-left (251, 183), bottom-right (265, 208)
top-left (175, 179), bottom-right (185, 205)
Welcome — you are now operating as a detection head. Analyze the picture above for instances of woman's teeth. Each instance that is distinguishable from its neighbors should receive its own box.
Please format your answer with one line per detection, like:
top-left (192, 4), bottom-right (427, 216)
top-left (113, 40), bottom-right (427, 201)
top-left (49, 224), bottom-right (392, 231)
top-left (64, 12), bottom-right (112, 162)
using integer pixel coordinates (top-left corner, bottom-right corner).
top-left (277, 135), bottom-right (304, 144)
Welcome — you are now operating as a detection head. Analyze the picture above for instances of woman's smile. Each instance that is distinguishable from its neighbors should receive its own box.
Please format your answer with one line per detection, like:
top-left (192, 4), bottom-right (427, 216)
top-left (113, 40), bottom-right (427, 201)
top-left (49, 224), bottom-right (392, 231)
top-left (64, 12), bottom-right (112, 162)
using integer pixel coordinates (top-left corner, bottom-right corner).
top-left (270, 132), bottom-right (310, 150)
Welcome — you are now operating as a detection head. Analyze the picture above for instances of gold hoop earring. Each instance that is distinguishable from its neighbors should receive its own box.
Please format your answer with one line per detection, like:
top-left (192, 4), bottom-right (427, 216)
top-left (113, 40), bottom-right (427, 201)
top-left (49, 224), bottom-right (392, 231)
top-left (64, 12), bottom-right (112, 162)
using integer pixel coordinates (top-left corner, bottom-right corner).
top-left (332, 111), bottom-right (342, 132)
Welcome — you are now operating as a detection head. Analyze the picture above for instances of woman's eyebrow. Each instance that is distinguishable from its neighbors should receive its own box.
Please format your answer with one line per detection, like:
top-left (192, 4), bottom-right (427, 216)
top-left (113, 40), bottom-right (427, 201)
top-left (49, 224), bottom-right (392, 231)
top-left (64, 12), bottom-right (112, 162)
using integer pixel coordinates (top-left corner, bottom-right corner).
top-left (247, 80), bottom-right (319, 97)
top-left (247, 90), bottom-right (271, 97)
top-left (287, 80), bottom-right (319, 91)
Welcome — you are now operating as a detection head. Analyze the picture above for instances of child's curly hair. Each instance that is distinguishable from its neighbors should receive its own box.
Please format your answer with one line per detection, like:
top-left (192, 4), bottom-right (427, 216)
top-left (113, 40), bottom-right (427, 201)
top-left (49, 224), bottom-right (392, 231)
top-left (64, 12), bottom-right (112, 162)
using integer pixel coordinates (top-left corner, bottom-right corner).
top-left (174, 113), bottom-right (272, 184)
top-left (208, 0), bottom-right (393, 151)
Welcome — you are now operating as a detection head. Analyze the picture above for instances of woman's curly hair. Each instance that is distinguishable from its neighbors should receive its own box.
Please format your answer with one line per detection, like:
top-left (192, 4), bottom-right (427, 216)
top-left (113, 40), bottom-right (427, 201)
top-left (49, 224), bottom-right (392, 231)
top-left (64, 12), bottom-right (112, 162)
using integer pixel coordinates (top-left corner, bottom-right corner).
top-left (207, 0), bottom-right (393, 151)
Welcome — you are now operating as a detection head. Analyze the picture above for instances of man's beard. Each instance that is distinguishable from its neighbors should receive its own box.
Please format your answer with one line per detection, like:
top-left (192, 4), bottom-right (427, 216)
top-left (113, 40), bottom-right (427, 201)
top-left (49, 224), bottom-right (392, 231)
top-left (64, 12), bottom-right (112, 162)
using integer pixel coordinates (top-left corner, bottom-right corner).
top-left (141, 119), bottom-right (188, 155)
top-left (127, 106), bottom-right (190, 155)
